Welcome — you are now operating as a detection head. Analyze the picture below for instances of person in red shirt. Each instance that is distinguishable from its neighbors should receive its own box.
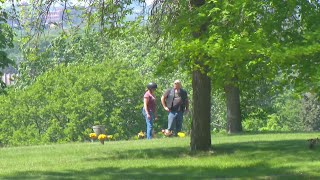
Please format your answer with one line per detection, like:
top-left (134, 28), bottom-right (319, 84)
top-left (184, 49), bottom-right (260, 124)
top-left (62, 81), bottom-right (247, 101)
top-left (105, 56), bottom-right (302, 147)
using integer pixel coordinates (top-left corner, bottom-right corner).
top-left (142, 82), bottom-right (158, 139)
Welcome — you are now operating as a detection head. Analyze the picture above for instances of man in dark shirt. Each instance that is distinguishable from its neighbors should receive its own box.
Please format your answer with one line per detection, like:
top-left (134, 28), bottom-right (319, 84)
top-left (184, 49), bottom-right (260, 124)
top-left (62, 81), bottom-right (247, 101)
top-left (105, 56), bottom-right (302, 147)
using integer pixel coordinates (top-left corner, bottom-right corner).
top-left (161, 80), bottom-right (189, 136)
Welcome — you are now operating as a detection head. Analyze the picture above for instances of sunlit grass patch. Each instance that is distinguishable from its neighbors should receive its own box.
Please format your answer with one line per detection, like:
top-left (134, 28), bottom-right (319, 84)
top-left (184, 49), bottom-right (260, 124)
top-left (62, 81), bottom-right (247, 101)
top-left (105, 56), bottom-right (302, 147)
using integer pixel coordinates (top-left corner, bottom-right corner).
top-left (0, 132), bottom-right (319, 179)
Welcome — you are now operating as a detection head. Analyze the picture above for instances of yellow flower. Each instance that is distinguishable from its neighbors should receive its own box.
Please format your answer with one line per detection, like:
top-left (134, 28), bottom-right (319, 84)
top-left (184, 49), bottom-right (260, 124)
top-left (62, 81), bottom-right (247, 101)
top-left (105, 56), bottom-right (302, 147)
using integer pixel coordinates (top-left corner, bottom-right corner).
top-left (107, 135), bottom-right (113, 140)
top-left (138, 131), bottom-right (145, 139)
top-left (89, 133), bottom-right (97, 139)
top-left (98, 134), bottom-right (107, 140)
top-left (177, 132), bottom-right (186, 138)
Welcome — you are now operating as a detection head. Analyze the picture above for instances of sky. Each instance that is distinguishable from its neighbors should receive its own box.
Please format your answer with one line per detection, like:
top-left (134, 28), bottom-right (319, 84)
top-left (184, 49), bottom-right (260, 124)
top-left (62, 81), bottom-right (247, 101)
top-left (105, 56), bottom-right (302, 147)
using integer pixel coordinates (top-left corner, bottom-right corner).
top-left (145, 0), bottom-right (155, 6)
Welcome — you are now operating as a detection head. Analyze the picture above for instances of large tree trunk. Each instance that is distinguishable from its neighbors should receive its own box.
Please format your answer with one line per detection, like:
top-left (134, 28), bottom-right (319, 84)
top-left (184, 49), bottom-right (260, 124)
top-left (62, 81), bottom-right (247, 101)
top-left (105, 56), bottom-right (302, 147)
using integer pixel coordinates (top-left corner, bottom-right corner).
top-left (189, 0), bottom-right (211, 151)
top-left (190, 69), bottom-right (211, 151)
top-left (224, 84), bottom-right (242, 133)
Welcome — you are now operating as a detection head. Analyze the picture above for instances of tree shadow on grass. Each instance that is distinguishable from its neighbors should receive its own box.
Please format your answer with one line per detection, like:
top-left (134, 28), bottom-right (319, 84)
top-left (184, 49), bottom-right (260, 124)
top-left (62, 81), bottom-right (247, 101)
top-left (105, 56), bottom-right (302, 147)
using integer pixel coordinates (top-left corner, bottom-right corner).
top-left (214, 139), bottom-right (320, 162)
top-left (227, 131), bottom-right (320, 135)
top-left (86, 138), bottom-right (319, 161)
top-left (2, 139), bottom-right (320, 180)
top-left (2, 163), bottom-right (316, 180)
top-left (85, 146), bottom-right (191, 161)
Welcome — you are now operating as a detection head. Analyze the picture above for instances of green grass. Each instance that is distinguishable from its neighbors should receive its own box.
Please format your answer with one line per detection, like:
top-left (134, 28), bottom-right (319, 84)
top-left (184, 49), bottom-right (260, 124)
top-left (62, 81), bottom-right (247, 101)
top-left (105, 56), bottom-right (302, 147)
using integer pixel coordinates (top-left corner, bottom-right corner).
top-left (0, 132), bottom-right (320, 179)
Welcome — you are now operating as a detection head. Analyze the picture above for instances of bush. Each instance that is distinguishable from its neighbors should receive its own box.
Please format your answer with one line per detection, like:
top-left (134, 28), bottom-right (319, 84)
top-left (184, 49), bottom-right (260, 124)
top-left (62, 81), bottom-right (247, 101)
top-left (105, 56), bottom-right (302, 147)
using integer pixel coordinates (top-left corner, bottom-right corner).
top-left (0, 60), bottom-right (145, 146)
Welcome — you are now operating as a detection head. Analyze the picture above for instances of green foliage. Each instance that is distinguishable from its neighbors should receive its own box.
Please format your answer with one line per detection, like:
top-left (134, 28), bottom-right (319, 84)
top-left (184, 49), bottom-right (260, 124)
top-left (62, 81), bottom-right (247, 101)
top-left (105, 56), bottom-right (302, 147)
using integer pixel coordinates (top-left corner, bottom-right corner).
top-left (9, 0), bottom-right (145, 89)
top-left (3, 1), bottom-right (196, 146)
top-left (8, 18), bottom-right (195, 143)
top-left (0, 9), bottom-right (14, 55)
top-left (259, 114), bottom-right (283, 132)
top-left (153, 1), bottom-right (278, 85)
top-left (211, 91), bottom-right (226, 131)
top-left (0, 8), bottom-right (14, 93)
top-left (149, 0), bottom-right (320, 136)
top-left (272, 91), bottom-right (304, 131)
top-left (301, 93), bottom-right (320, 131)
top-left (151, 1), bottom-right (320, 135)
top-left (242, 89), bottom-right (320, 132)
top-left (242, 108), bottom-right (268, 131)
top-left (0, 60), bottom-right (145, 146)
top-left (5, 0), bottom-right (320, 145)
top-left (42, 119), bottom-right (64, 143)
top-left (268, 1), bottom-right (320, 94)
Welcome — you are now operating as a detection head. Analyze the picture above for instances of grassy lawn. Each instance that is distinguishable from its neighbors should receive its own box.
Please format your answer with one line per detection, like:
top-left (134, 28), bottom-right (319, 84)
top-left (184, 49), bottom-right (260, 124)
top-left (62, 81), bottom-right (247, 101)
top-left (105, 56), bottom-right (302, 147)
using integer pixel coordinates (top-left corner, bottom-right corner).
top-left (0, 132), bottom-right (319, 179)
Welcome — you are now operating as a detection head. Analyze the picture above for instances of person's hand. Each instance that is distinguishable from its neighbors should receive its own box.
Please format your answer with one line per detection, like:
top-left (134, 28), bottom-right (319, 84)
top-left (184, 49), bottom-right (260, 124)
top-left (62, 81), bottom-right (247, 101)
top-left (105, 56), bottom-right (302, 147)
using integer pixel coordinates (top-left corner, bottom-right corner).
top-left (147, 114), bottom-right (151, 120)
top-left (164, 107), bottom-right (170, 112)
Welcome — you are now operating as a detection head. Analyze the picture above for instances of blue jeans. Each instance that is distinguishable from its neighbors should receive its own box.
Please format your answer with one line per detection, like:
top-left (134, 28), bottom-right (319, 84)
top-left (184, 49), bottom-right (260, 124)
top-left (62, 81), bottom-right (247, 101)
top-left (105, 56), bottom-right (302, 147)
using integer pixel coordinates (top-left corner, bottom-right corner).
top-left (142, 108), bottom-right (154, 139)
top-left (167, 111), bottom-right (183, 135)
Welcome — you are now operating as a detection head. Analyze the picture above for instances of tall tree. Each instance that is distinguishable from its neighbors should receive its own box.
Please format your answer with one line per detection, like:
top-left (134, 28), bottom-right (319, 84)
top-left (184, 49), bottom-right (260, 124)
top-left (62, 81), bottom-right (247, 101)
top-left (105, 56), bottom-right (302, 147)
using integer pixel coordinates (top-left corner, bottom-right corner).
top-left (149, 0), bottom-right (320, 150)
top-left (189, 0), bottom-right (212, 151)
top-left (149, 0), bottom-right (212, 151)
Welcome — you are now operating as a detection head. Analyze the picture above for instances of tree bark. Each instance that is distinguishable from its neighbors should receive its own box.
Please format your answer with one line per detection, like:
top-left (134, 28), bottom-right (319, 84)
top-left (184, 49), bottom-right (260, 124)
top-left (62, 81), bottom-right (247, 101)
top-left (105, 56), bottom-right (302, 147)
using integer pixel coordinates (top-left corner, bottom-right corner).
top-left (190, 69), bottom-right (211, 151)
top-left (224, 84), bottom-right (242, 133)
top-left (189, 0), bottom-right (211, 152)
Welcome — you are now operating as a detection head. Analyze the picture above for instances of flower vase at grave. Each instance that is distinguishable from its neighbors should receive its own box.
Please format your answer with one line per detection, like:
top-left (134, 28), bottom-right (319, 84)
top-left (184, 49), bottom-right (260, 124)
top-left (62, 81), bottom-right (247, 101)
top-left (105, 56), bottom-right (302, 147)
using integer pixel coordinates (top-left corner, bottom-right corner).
top-left (92, 125), bottom-right (106, 137)
top-left (100, 140), bottom-right (104, 145)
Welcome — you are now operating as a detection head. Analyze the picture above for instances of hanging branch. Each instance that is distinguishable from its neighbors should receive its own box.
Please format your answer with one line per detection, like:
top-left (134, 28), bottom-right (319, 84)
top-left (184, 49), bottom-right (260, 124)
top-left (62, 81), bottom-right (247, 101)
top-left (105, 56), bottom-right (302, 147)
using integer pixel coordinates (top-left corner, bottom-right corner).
top-left (61, 0), bottom-right (67, 31)
top-left (100, 0), bottom-right (105, 33)
top-left (10, 0), bottom-right (22, 29)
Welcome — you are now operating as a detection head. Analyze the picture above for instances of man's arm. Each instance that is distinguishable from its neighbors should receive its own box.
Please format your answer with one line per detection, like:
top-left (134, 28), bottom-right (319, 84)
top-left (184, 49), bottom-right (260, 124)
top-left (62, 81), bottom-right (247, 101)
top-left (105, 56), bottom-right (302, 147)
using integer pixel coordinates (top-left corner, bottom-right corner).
top-left (161, 90), bottom-right (170, 112)
top-left (161, 95), bottom-right (166, 108)
top-left (161, 95), bottom-right (170, 112)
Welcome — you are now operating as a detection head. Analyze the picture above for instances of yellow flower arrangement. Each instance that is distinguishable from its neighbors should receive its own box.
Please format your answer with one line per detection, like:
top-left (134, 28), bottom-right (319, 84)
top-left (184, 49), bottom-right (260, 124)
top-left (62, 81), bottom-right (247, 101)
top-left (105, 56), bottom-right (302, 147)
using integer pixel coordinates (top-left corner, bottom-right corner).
top-left (138, 131), bottom-right (145, 139)
top-left (98, 134), bottom-right (107, 141)
top-left (98, 134), bottom-right (107, 145)
top-left (177, 132), bottom-right (186, 138)
top-left (89, 133), bottom-right (97, 139)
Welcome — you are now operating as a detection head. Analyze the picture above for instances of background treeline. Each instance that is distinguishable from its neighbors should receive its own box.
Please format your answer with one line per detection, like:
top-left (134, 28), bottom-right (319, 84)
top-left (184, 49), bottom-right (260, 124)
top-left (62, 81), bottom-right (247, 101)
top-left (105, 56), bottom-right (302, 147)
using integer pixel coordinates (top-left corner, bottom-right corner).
top-left (0, 1), bottom-right (320, 146)
top-left (1, 28), bottom-right (319, 146)
top-left (0, 26), bottom-right (192, 146)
